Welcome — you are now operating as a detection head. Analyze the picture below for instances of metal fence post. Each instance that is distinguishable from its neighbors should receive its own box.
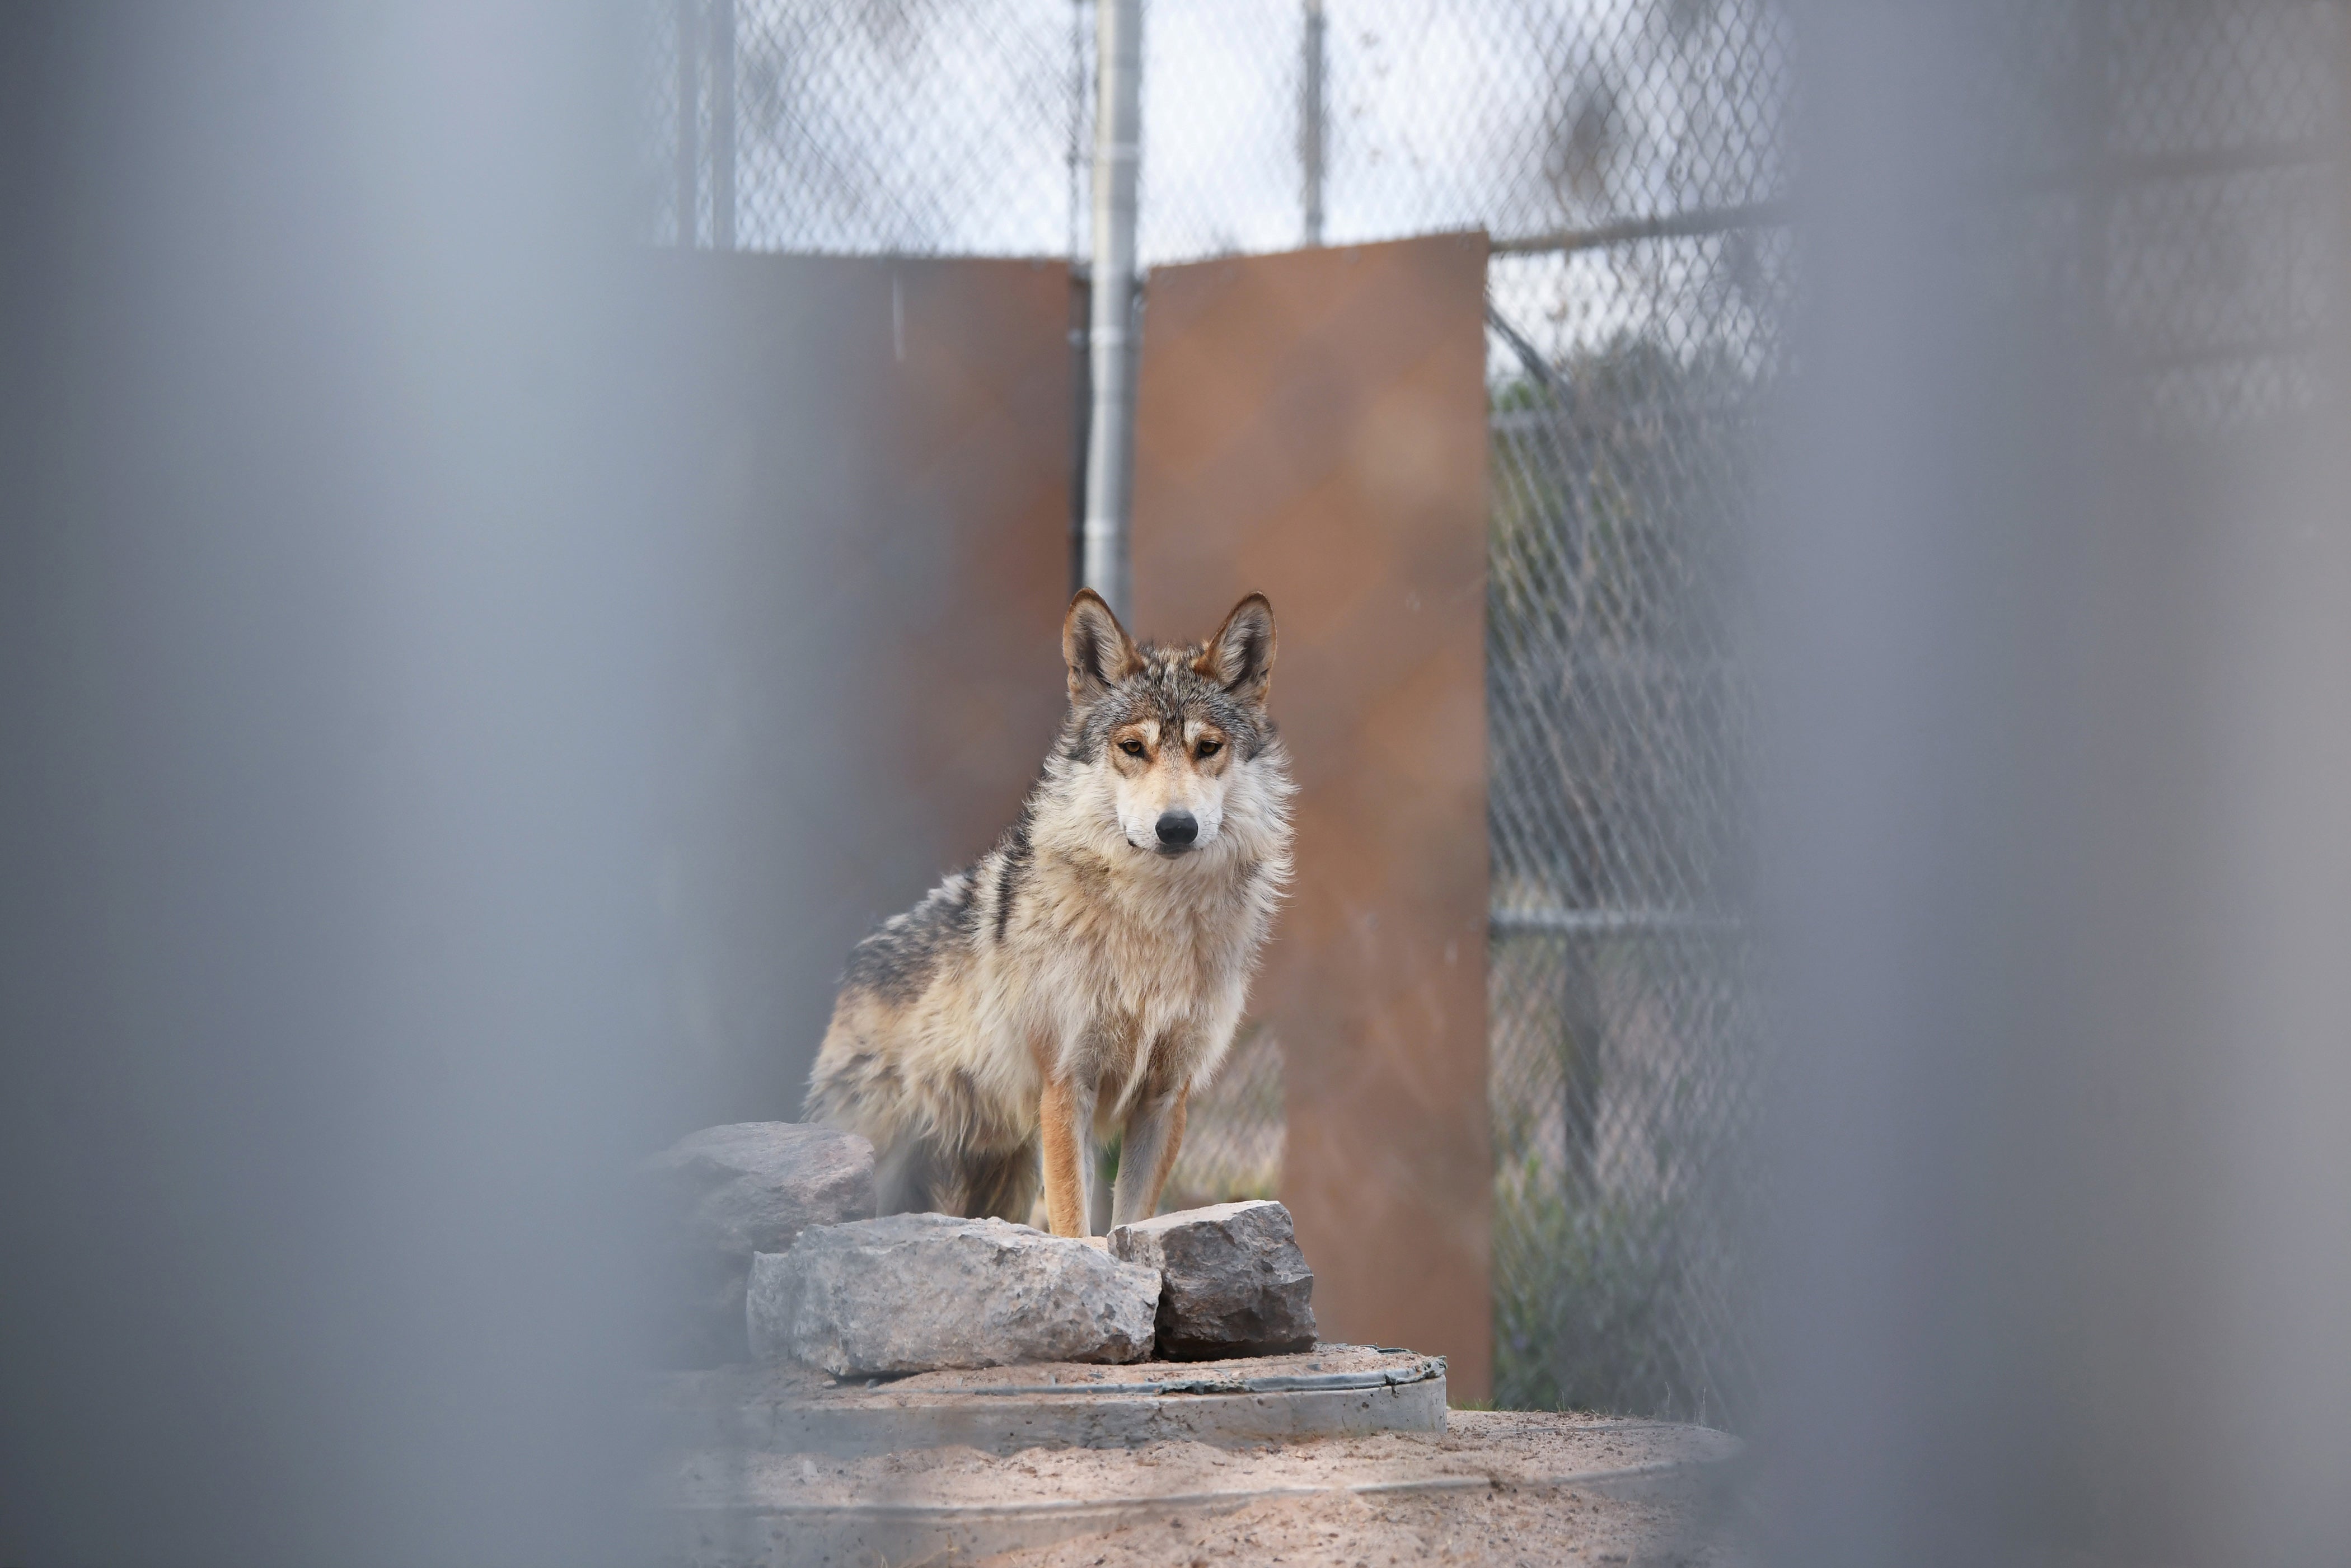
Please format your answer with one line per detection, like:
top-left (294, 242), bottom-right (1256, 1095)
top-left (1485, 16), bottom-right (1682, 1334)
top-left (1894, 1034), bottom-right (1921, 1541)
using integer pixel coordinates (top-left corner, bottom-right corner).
top-left (1300, 0), bottom-right (1326, 246)
top-left (709, 0), bottom-right (734, 251)
top-left (672, 0), bottom-right (700, 247)
top-left (1081, 0), bottom-right (1142, 623)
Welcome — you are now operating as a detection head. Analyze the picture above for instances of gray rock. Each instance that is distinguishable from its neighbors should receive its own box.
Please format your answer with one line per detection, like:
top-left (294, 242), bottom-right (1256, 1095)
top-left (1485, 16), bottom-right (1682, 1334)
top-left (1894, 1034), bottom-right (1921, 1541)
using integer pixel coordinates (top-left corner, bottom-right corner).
top-left (748, 1214), bottom-right (1159, 1375)
top-left (644, 1122), bottom-right (875, 1366)
top-left (1109, 1200), bottom-right (1316, 1359)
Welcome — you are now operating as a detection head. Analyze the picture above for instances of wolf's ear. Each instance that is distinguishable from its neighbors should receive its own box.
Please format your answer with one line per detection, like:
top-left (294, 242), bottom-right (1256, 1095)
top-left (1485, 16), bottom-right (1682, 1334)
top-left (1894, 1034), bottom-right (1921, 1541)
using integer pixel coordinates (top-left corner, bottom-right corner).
top-left (1063, 589), bottom-right (1140, 703)
top-left (1195, 593), bottom-right (1277, 704)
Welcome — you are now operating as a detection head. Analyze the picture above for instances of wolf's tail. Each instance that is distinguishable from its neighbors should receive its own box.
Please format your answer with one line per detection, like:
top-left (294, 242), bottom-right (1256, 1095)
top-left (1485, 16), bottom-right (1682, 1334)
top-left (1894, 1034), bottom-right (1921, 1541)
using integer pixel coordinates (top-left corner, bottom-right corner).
top-left (800, 1045), bottom-right (890, 1137)
top-left (804, 1045), bottom-right (1037, 1223)
top-left (867, 1132), bottom-right (1039, 1223)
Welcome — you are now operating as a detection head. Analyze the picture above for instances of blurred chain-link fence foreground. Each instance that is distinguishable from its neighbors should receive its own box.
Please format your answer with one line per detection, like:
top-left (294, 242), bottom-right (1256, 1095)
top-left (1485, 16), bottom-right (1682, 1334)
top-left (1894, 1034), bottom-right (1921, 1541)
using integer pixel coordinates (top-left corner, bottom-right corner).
top-left (647, 0), bottom-right (2340, 1426)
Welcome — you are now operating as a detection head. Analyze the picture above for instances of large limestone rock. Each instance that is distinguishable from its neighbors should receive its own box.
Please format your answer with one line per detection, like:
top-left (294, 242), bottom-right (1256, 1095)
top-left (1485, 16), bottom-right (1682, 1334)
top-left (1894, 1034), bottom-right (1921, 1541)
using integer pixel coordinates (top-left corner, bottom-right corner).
top-left (644, 1122), bottom-right (875, 1366)
top-left (748, 1214), bottom-right (1159, 1375)
top-left (1109, 1200), bottom-right (1316, 1359)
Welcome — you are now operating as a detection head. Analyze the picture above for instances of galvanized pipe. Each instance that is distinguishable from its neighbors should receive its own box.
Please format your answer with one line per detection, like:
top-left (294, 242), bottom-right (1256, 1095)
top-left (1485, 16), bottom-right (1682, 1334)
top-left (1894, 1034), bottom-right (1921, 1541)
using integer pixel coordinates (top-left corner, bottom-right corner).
top-left (673, 0), bottom-right (700, 247)
top-left (1081, 0), bottom-right (1143, 623)
top-left (1300, 0), bottom-right (1326, 246)
top-left (708, 0), bottom-right (734, 251)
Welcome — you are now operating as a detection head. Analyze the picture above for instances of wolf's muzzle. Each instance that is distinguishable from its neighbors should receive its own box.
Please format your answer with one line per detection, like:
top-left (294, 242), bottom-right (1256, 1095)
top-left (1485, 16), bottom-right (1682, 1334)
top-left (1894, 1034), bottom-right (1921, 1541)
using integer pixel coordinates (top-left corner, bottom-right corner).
top-left (1153, 809), bottom-right (1199, 852)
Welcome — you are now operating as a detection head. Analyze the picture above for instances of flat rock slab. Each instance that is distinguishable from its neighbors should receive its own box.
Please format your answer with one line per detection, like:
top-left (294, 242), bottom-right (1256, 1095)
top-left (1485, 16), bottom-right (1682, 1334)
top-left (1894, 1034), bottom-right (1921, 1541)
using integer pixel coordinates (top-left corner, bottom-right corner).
top-left (643, 1122), bottom-right (874, 1367)
top-left (1109, 1200), bottom-right (1314, 1359)
top-left (648, 1409), bottom-right (1743, 1568)
top-left (750, 1214), bottom-right (1159, 1375)
top-left (653, 1344), bottom-right (1445, 1459)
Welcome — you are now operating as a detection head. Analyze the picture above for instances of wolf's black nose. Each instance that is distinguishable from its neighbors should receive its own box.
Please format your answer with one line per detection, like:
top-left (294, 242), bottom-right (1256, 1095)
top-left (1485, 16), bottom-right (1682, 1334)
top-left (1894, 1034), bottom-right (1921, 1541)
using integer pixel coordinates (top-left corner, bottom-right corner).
top-left (1155, 810), bottom-right (1198, 849)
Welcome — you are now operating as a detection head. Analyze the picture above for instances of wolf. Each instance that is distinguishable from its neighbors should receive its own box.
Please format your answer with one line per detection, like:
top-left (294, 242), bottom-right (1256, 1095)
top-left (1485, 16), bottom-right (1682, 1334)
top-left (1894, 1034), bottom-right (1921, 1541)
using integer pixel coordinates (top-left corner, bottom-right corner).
top-left (804, 589), bottom-right (1294, 1237)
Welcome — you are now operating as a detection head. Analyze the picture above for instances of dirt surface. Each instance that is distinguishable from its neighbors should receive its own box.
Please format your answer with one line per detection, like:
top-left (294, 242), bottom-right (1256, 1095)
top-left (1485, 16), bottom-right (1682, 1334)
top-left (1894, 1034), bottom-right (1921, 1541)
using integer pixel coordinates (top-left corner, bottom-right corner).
top-left (663, 1410), bottom-right (1730, 1510)
top-left (654, 1344), bottom-right (1450, 1473)
top-left (658, 1410), bottom-right (1746, 1566)
top-left (653, 1354), bottom-right (1748, 1566)
top-left (963, 1411), bottom-right (1751, 1566)
top-left (965, 1478), bottom-right (1748, 1567)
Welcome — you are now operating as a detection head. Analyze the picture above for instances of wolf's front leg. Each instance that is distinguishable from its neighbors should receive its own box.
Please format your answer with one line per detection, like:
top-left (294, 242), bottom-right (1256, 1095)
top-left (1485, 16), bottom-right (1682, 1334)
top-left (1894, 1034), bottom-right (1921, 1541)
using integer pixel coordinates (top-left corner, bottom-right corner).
top-left (1111, 1086), bottom-right (1189, 1228)
top-left (1039, 1074), bottom-right (1098, 1237)
top-left (1088, 1152), bottom-right (1114, 1237)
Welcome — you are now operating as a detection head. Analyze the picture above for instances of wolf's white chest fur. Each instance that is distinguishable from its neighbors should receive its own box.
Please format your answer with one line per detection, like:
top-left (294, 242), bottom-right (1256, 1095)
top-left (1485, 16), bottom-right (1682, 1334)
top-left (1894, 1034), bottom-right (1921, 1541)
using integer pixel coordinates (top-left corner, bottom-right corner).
top-left (1031, 849), bottom-right (1266, 1108)
top-left (954, 762), bottom-right (1287, 1132)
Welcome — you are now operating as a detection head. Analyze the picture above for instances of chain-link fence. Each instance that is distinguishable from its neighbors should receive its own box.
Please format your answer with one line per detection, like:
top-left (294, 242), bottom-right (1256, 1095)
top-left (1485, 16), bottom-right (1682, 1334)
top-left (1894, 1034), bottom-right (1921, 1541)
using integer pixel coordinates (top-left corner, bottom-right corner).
top-left (1484, 241), bottom-right (1778, 1421)
top-left (643, 0), bottom-right (2338, 1426)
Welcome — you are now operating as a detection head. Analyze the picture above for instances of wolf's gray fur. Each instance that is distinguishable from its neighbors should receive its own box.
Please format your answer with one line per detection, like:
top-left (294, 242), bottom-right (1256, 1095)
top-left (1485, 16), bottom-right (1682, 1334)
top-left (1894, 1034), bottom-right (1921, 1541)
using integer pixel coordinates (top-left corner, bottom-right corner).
top-left (805, 591), bottom-right (1294, 1235)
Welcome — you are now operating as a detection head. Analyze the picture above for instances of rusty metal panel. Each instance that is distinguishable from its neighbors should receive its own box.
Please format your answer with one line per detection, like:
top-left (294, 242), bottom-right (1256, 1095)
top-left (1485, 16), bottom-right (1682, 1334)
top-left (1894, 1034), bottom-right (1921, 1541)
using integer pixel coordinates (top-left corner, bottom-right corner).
top-left (656, 254), bottom-right (1075, 1124)
top-left (1130, 233), bottom-right (1493, 1400)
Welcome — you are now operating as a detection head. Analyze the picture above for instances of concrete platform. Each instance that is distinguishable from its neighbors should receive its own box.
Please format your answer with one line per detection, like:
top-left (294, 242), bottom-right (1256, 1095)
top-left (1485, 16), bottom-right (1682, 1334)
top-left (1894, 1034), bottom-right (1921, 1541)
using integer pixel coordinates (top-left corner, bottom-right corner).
top-left (653, 1344), bottom-right (1446, 1459)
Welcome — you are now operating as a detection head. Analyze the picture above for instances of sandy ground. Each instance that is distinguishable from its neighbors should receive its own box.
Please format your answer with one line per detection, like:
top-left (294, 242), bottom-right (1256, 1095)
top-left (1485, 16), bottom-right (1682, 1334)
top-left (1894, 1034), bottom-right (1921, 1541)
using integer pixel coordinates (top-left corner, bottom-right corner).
top-left (663, 1410), bottom-right (1732, 1510)
top-left (659, 1411), bottom-right (1748, 1565)
top-left (959, 1408), bottom-right (1758, 1567)
top-left (968, 1480), bottom-right (1749, 1568)
top-left (654, 1350), bottom-right (1747, 1565)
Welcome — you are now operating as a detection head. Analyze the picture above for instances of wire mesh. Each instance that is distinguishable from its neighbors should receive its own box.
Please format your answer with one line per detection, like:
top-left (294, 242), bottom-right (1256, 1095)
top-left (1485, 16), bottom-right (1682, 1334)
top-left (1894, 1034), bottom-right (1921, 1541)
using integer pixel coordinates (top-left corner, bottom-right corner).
top-left (2097, 3), bottom-right (2343, 435)
top-left (1161, 1021), bottom-right (1286, 1211)
top-left (647, 0), bottom-right (1794, 265)
top-left (1484, 224), bottom-right (1778, 1421)
top-left (643, 0), bottom-right (2338, 1424)
top-left (1144, 0), bottom-right (1792, 264)
top-left (649, 0), bottom-right (1090, 256)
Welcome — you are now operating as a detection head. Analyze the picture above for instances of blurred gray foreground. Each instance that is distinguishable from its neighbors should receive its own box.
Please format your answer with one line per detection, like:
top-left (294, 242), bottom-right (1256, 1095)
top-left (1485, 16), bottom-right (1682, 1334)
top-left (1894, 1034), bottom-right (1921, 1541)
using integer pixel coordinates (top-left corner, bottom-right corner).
top-left (7, 6), bottom-right (2351, 1567)
top-left (1758, 7), bottom-right (2351, 1566)
top-left (0, 8), bottom-right (715, 1565)
top-left (645, 1122), bottom-right (874, 1366)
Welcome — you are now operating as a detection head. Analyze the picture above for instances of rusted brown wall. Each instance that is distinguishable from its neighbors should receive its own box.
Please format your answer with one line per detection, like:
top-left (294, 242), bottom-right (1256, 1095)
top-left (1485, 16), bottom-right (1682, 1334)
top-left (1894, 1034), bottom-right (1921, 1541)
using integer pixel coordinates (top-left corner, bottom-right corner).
top-left (658, 243), bottom-right (1494, 1392)
top-left (1129, 234), bottom-right (1494, 1399)
top-left (654, 254), bottom-right (1075, 1127)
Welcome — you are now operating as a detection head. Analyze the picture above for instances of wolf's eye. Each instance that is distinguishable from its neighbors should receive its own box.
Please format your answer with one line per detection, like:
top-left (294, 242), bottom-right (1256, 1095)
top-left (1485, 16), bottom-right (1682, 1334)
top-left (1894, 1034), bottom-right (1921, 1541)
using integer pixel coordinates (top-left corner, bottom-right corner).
top-left (1196, 739), bottom-right (1223, 759)
top-left (1120, 739), bottom-right (1147, 758)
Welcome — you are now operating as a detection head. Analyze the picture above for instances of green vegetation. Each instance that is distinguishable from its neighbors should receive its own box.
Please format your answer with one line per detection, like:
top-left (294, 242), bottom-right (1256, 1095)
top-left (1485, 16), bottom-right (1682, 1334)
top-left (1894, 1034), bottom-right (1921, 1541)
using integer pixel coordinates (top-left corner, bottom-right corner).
top-left (1495, 1163), bottom-right (1696, 1419)
top-left (1483, 328), bottom-right (1763, 1430)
